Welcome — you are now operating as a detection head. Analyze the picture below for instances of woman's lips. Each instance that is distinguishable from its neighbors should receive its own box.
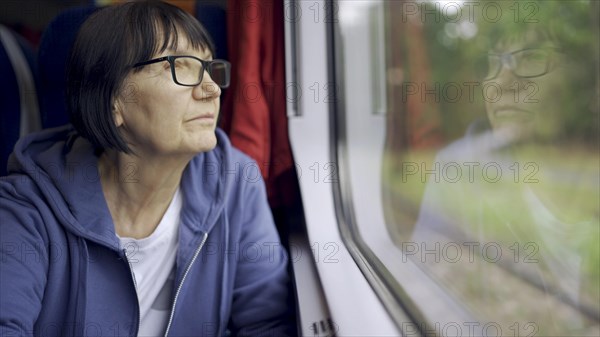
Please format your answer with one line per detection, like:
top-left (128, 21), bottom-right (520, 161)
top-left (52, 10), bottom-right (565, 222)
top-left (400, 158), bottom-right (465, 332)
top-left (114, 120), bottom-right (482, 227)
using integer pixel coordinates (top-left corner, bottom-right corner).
top-left (493, 106), bottom-right (534, 122)
top-left (185, 114), bottom-right (216, 127)
top-left (186, 114), bottom-right (215, 122)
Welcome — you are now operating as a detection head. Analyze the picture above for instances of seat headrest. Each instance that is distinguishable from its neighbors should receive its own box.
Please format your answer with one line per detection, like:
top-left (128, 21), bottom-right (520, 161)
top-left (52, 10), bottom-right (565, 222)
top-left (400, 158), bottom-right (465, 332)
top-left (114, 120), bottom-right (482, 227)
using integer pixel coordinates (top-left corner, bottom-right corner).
top-left (38, 5), bottom-right (98, 129)
top-left (0, 25), bottom-right (39, 176)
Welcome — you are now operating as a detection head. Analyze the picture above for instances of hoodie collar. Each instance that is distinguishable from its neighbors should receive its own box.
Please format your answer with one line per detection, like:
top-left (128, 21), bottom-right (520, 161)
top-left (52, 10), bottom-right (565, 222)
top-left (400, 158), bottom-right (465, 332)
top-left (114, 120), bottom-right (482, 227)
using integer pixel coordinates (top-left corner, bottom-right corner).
top-left (8, 125), bottom-right (233, 250)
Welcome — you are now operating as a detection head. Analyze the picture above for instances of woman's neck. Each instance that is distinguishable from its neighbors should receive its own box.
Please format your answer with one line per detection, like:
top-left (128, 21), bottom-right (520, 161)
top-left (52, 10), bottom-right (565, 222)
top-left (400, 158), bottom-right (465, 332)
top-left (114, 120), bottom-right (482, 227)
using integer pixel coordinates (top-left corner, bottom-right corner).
top-left (98, 150), bottom-right (190, 239)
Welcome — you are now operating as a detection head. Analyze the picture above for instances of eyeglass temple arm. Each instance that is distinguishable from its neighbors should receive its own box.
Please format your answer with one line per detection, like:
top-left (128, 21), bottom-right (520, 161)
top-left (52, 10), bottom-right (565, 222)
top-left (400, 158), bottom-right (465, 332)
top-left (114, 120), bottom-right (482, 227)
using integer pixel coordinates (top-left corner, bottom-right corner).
top-left (132, 56), bottom-right (170, 68)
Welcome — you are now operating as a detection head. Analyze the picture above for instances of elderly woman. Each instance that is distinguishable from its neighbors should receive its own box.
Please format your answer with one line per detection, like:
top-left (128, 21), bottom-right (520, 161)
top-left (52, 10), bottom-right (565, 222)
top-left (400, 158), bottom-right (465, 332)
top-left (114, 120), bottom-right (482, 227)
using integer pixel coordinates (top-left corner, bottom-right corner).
top-left (0, 1), bottom-right (293, 336)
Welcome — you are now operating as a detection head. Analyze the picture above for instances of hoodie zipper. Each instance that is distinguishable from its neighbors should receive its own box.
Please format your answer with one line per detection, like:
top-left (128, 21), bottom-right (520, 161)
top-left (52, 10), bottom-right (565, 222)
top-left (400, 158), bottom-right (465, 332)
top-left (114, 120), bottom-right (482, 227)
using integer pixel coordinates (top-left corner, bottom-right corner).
top-left (164, 232), bottom-right (209, 337)
top-left (123, 249), bottom-right (141, 337)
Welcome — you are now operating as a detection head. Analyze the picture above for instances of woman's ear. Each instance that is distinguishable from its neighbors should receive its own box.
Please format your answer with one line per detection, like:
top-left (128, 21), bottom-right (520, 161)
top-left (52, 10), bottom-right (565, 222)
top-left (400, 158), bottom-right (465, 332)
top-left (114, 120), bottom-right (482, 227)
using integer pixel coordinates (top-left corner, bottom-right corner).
top-left (112, 98), bottom-right (124, 128)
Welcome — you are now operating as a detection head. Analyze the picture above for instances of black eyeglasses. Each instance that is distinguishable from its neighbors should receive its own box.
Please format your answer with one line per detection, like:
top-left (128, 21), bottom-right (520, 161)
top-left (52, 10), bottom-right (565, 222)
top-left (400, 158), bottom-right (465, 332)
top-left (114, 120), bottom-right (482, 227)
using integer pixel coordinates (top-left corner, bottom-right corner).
top-left (133, 55), bottom-right (231, 88)
top-left (482, 47), bottom-right (562, 80)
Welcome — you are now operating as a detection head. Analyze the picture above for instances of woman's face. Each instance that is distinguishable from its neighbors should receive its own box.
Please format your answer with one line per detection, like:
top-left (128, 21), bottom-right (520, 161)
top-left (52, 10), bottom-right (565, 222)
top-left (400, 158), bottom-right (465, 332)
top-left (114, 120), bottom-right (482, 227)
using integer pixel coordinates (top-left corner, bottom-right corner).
top-left (484, 31), bottom-right (571, 145)
top-left (113, 35), bottom-right (221, 158)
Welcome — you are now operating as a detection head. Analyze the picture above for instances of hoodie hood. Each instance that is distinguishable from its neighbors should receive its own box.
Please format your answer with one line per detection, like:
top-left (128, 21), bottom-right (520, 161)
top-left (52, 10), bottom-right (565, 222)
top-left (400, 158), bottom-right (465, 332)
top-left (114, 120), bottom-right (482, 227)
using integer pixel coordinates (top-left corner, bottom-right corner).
top-left (6, 124), bottom-right (234, 251)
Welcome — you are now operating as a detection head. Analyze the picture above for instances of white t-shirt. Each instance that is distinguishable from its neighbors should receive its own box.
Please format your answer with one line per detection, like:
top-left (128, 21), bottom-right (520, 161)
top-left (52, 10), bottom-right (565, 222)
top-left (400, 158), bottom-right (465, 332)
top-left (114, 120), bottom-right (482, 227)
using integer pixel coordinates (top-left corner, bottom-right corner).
top-left (119, 188), bottom-right (182, 337)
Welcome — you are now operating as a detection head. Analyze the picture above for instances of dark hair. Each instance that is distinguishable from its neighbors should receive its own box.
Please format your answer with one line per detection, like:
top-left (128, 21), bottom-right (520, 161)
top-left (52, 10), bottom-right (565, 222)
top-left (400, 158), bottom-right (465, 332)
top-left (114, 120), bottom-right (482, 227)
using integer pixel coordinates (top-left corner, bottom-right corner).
top-left (66, 0), bottom-right (215, 153)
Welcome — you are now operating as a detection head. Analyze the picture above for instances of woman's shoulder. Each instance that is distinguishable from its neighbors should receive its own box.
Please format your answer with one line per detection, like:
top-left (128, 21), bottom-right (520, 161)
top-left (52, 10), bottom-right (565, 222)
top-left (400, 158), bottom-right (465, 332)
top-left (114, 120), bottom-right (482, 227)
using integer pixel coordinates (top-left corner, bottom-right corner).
top-left (0, 174), bottom-right (53, 246)
top-left (0, 170), bottom-right (45, 206)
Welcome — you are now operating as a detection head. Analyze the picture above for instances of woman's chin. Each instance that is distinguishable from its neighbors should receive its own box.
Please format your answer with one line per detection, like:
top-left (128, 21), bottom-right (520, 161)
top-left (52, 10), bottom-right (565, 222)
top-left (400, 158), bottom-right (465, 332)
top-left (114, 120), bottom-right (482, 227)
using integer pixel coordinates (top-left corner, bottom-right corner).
top-left (492, 124), bottom-right (533, 147)
top-left (189, 132), bottom-right (218, 154)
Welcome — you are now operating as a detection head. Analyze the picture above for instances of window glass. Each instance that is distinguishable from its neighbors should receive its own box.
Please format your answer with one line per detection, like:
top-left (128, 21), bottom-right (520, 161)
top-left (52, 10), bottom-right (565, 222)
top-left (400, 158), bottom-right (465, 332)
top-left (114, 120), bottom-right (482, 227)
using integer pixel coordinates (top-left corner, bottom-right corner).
top-left (336, 1), bottom-right (599, 335)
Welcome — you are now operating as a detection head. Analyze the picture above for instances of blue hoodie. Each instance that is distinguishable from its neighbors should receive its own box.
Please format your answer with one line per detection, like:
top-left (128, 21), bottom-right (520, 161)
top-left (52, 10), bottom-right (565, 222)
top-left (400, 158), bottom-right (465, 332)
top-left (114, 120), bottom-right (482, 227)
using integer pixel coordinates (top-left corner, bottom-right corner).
top-left (0, 125), bottom-right (293, 337)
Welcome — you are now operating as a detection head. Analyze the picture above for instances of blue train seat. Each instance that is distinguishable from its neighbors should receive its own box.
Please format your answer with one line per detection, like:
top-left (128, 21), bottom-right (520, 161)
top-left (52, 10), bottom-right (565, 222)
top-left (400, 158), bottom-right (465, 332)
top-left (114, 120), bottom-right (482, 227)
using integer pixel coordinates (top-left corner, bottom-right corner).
top-left (38, 5), bottom-right (99, 129)
top-left (0, 25), bottom-right (40, 176)
top-left (195, 2), bottom-right (228, 60)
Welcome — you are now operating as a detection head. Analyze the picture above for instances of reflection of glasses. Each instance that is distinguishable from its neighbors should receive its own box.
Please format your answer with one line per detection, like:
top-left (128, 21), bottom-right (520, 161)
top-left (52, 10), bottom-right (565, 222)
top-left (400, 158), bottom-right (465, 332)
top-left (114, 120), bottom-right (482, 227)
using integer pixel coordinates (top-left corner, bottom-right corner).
top-left (482, 47), bottom-right (561, 80)
top-left (133, 56), bottom-right (231, 88)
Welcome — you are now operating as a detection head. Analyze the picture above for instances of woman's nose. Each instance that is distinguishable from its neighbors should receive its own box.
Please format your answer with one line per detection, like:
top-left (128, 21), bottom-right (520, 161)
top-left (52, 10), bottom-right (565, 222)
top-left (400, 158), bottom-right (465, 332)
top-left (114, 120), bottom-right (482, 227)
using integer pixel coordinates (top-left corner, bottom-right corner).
top-left (193, 71), bottom-right (222, 100)
top-left (492, 63), bottom-right (524, 91)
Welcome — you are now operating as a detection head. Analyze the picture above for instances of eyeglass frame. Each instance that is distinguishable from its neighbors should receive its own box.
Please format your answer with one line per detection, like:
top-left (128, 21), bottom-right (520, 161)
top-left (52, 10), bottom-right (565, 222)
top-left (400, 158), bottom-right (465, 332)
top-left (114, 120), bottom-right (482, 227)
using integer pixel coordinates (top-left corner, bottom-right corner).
top-left (132, 55), bottom-right (231, 88)
top-left (484, 47), bottom-right (563, 81)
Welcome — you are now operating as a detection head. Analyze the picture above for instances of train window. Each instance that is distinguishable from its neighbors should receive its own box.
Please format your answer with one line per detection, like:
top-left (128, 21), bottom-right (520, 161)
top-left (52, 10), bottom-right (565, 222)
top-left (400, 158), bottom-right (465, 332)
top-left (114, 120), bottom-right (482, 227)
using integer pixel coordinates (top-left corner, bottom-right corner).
top-left (333, 0), bottom-right (599, 335)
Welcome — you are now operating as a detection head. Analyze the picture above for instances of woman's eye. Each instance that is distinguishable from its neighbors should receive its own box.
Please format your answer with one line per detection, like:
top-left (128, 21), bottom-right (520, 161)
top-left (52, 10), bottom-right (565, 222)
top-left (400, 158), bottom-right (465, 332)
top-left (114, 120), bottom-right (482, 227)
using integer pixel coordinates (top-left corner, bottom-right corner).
top-left (522, 51), bottom-right (545, 62)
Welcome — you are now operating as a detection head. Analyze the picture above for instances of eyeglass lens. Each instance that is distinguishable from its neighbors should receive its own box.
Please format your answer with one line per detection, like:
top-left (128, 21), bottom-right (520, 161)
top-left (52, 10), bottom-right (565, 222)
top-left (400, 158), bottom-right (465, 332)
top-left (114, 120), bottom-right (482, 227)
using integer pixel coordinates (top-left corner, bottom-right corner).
top-left (485, 49), bottom-right (549, 80)
top-left (173, 57), bottom-right (230, 87)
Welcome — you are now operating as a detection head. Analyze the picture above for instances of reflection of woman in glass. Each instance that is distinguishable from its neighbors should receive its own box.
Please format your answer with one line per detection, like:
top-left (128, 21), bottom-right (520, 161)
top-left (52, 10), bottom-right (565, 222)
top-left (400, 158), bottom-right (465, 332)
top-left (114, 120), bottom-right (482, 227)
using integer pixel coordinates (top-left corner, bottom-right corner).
top-left (411, 3), bottom-right (599, 335)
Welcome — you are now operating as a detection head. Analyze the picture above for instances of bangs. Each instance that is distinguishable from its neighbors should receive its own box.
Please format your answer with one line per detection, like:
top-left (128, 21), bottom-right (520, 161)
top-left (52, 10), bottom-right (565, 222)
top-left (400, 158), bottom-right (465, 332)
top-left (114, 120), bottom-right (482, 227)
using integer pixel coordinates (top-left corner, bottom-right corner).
top-left (125, 1), bottom-right (215, 70)
top-left (491, 27), bottom-right (557, 52)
